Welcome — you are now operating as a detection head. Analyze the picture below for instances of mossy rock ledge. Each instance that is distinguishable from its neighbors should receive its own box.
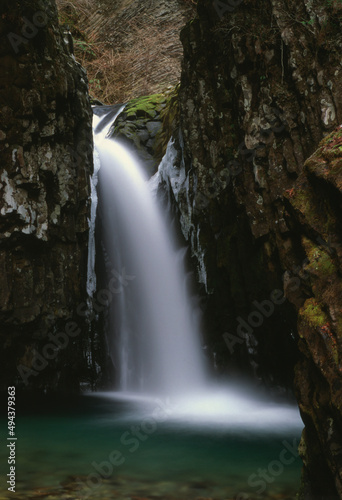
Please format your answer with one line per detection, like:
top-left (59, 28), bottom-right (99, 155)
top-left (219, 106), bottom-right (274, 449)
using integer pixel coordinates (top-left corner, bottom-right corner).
top-left (108, 88), bottom-right (179, 178)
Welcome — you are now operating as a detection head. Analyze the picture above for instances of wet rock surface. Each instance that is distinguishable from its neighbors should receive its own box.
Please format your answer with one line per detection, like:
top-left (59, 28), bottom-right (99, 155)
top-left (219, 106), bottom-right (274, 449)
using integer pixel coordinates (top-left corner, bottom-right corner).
top-left (174, 0), bottom-right (342, 497)
top-left (0, 0), bottom-right (93, 392)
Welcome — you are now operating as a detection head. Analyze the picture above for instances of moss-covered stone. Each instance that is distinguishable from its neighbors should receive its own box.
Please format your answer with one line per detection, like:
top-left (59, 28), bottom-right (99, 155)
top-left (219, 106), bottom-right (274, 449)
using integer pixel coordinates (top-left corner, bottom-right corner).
top-left (305, 126), bottom-right (342, 192)
top-left (303, 238), bottom-right (337, 279)
top-left (109, 88), bottom-right (179, 178)
top-left (124, 94), bottom-right (166, 117)
top-left (300, 298), bottom-right (328, 329)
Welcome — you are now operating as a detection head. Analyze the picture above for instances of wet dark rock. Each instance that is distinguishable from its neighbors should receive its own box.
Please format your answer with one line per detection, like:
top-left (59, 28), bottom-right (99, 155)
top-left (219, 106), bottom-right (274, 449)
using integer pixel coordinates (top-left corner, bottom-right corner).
top-left (175, 0), bottom-right (342, 497)
top-left (0, 0), bottom-right (93, 392)
top-left (146, 121), bottom-right (163, 138)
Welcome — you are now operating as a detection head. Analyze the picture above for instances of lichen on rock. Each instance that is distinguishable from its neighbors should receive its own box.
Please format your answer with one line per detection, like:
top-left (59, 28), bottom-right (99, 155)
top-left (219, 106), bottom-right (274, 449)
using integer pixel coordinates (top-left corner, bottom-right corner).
top-left (0, 0), bottom-right (94, 393)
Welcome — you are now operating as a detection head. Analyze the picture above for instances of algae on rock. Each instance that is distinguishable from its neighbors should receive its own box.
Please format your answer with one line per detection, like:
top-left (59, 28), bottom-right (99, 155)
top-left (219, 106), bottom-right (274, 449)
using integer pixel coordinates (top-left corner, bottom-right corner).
top-left (109, 87), bottom-right (180, 178)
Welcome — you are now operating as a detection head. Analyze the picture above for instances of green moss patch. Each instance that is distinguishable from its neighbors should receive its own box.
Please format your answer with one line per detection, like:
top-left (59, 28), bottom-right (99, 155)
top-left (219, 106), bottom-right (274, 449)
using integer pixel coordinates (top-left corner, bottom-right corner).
top-left (289, 184), bottom-right (330, 236)
top-left (300, 298), bottom-right (328, 328)
top-left (124, 94), bottom-right (167, 120)
top-left (154, 85), bottom-right (180, 160)
top-left (303, 238), bottom-right (337, 279)
top-left (305, 127), bottom-right (342, 191)
top-left (109, 87), bottom-right (180, 177)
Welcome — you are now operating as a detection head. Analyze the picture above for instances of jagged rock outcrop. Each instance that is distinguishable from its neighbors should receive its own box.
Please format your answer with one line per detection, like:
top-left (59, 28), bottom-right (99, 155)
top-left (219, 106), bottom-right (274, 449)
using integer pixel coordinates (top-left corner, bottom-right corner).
top-left (171, 0), bottom-right (342, 497)
top-left (287, 127), bottom-right (342, 498)
top-left (0, 0), bottom-right (93, 392)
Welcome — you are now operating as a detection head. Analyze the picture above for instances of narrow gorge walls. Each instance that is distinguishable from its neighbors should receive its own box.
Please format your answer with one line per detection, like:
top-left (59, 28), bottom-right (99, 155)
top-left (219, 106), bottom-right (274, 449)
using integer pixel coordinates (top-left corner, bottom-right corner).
top-left (176, 0), bottom-right (342, 496)
top-left (0, 0), bottom-right (93, 392)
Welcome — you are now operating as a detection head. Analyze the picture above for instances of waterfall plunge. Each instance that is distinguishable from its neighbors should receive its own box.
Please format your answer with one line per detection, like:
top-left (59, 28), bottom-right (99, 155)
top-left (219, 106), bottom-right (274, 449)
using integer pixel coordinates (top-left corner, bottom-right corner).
top-left (90, 108), bottom-right (303, 435)
top-left (93, 110), bottom-right (206, 397)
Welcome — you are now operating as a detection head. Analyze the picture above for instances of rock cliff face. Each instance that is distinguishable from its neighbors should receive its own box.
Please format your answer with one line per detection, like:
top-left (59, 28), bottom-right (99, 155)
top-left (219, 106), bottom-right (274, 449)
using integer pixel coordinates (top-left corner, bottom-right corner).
top-left (0, 0), bottom-right (93, 392)
top-left (290, 127), bottom-right (342, 498)
top-left (172, 0), bottom-right (342, 496)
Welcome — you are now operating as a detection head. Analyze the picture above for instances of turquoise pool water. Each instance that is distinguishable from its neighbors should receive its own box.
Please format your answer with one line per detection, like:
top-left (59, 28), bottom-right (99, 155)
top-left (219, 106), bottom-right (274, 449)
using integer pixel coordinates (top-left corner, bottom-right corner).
top-left (0, 389), bottom-right (303, 499)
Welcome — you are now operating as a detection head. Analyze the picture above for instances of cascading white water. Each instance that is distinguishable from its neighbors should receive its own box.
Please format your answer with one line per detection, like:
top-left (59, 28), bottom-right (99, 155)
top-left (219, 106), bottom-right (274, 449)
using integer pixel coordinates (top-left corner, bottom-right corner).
top-left (90, 108), bottom-right (303, 436)
top-left (93, 110), bottom-right (206, 396)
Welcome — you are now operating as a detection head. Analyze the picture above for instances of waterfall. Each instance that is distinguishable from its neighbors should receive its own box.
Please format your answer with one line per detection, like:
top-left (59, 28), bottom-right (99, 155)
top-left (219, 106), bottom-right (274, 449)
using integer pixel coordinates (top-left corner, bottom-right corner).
top-left (92, 107), bottom-right (206, 396)
top-left (89, 107), bottom-right (303, 437)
